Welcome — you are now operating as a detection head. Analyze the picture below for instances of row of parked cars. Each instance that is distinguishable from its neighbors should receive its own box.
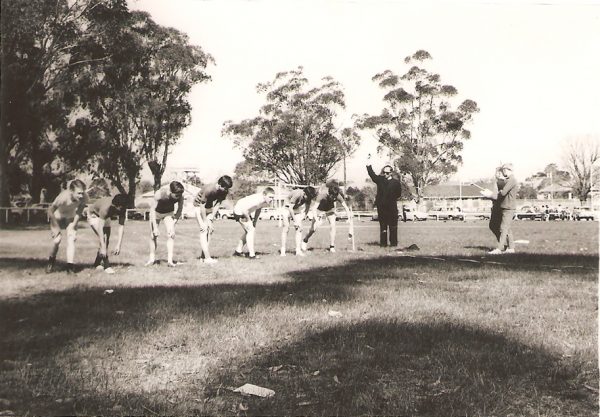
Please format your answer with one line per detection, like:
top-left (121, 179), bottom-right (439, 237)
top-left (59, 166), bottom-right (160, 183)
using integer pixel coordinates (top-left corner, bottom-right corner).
top-left (513, 205), bottom-right (598, 221)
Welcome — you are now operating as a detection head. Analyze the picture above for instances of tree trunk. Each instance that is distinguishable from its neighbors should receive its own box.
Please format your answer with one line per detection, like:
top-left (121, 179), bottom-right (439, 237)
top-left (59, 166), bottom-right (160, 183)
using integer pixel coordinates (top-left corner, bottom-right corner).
top-left (127, 175), bottom-right (137, 209)
top-left (153, 171), bottom-right (162, 191)
top-left (0, 8), bottom-right (10, 211)
top-left (30, 156), bottom-right (44, 205)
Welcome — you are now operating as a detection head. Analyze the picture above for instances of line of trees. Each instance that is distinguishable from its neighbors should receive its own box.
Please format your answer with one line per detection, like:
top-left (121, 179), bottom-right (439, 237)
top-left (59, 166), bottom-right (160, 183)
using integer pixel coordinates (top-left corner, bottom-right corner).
top-left (1, 0), bottom-right (212, 209)
top-left (224, 52), bottom-right (480, 202)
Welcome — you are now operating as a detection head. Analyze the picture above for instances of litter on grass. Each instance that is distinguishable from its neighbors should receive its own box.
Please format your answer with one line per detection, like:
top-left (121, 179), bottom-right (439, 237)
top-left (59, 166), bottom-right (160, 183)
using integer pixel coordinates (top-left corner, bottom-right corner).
top-left (328, 310), bottom-right (343, 318)
top-left (103, 289), bottom-right (114, 295)
top-left (233, 384), bottom-right (275, 398)
top-left (514, 239), bottom-right (529, 244)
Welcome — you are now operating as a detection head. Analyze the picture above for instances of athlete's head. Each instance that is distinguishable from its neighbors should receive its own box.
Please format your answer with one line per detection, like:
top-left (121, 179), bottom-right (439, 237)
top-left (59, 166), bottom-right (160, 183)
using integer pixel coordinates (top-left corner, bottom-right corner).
top-left (263, 186), bottom-right (275, 203)
top-left (217, 175), bottom-right (233, 190)
top-left (69, 179), bottom-right (87, 201)
top-left (169, 181), bottom-right (185, 199)
top-left (327, 183), bottom-right (340, 198)
top-left (304, 186), bottom-right (317, 201)
top-left (112, 193), bottom-right (129, 210)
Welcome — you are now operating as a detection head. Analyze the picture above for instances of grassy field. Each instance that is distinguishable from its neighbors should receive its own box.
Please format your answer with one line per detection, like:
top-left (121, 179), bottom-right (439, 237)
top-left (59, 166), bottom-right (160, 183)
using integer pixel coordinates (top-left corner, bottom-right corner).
top-left (0, 218), bottom-right (598, 416)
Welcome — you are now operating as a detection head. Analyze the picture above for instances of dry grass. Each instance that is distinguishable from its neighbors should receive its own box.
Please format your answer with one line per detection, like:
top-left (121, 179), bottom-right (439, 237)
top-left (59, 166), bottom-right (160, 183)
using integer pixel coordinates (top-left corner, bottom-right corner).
top-left (0, 218), bottom-right (598, 415)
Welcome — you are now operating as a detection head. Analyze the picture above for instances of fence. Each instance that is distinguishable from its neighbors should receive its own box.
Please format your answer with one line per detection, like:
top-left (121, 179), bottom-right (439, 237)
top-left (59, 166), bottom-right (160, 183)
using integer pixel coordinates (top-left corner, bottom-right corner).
top-left (0, 208), bottom-right (150, 225)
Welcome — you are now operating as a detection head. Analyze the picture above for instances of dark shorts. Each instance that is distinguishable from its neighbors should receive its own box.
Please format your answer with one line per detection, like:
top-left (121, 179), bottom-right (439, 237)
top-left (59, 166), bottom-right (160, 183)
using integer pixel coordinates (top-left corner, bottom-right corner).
top-left (317, 201), bottom-right (334, 212)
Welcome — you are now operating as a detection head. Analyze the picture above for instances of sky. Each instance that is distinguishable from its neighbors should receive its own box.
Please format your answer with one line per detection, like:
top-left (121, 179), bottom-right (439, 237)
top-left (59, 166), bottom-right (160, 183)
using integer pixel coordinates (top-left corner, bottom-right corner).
top-left (129, 0), bottom-right (600, 186)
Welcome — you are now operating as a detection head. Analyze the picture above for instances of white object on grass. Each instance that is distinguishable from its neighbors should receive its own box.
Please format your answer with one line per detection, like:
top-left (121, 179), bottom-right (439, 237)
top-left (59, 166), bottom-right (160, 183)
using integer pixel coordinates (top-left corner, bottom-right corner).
top-left (514, 239), bottom-right (529, 244)
top-left (233, 384), bottom-right (275, 398)
top-left (328, 310), bottom-right (343, 318)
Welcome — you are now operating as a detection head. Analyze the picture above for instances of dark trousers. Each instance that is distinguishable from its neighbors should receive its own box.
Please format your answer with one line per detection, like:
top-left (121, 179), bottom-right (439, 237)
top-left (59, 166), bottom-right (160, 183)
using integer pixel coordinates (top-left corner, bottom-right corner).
top-left (377, 207), bottom-right (398, 247)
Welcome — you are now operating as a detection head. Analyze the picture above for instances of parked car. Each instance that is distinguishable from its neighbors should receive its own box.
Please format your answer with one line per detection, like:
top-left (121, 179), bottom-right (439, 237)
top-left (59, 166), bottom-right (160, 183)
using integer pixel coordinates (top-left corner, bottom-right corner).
top-left (573, 207), bottom-right (597, 221)
top-left (513, 206), bottom-right (543, 220)
top-left (258, 207), bottom-right (285, 220)
top-left (334, 207), bottom-right (351, 221)
top-left (428, 207), bottom-right (464, 221)
top-left (214, 208), bottom-right (234, 219)
top-left (402, 207), bottom-right (428, 221)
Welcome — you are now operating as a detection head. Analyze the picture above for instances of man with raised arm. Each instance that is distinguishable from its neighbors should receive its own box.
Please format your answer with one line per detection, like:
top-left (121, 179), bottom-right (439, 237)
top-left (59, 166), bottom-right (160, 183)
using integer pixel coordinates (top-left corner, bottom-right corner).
top-left (366, 154), bottom-right (403, 247)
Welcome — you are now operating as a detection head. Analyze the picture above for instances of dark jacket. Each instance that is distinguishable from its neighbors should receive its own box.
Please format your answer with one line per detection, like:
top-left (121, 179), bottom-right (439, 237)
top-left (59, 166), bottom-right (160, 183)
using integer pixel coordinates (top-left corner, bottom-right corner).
top-left (367, 165), bottom-right (402, 211)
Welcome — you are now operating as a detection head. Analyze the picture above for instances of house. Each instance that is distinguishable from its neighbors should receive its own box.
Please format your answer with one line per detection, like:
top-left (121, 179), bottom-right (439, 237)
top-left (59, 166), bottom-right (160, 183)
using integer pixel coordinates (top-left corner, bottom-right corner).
top-left (536, 184), bottom-right (572, 200)
top-left (420, 181), bottom-right (494, 212)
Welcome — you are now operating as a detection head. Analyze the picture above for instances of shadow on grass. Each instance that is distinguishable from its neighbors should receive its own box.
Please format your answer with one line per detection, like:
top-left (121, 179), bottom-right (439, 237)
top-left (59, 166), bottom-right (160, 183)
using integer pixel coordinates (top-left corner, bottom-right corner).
top-left (1, 251), bottom-right (597, 355)
top-left (0, 252), bottom-right (597, 414)
top-left (6, 318), bottom-right (596, 415)
top-left (0, 257), bottom-right (134, 272)
top-left (203, 320), bottom-right (597, 416)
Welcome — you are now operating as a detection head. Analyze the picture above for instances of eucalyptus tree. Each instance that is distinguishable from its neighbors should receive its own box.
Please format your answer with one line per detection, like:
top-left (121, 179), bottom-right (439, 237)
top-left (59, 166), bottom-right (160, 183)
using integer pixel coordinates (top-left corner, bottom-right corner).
top-left (223, 67), bottom-right (360, 186)
top-left (356, 50), bottom-right (479, 201)
top-left (0, 0), bottom-right (127, 205)
top-left (75, 11), bottom-right (211, 204)
top-left (140, 25), bottom-right (213, 190)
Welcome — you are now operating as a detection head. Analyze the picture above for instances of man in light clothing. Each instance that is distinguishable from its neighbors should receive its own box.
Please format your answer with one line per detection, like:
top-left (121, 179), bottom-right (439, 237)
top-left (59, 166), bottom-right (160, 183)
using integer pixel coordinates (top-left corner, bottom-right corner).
top-left (193, 175), bottom-right (233, 264)
top-left (301, 183), bottom-right (353, 253)
top-left (87, 193), bottom-right (128, 274)
top-left (280, 186), bottom-right (317, 256)
top-left (46, 179), bottom-right (89, 274)
top-left (233, 187), bottom-right (275, 259)
top-left (481, 163), bottom-right (518, 254)
top-left (147, 181), bottom-right (185, 267)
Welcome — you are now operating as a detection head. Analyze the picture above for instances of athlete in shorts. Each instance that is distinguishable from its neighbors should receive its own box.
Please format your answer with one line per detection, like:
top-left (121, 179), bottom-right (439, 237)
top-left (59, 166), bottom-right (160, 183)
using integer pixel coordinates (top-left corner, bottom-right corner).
top-left (302, 183), bottom-right (352, 253)
top-left (280, 186), bottom-right (317, 256)
top-left (233, 187), bottom-right (275, 259)
top-left (46, 179), bottom-right (89, 273)
top-left (87, 193), bottom-right (128, 274)
top-left (193, 175), bottom-right (233, 264)
top-left (147, 181), bottom-right (185, 267)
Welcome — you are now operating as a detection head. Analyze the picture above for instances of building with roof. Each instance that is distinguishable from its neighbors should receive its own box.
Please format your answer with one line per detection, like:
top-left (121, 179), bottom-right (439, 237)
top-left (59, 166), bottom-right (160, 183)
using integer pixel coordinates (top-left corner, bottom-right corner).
top-left (420, 181), bottom-right (494, 212)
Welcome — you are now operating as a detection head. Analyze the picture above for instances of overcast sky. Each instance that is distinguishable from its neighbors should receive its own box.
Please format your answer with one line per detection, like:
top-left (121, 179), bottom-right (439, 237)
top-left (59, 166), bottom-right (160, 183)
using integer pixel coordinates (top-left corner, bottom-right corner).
top-left (130, 0), bottom-right (600, 185)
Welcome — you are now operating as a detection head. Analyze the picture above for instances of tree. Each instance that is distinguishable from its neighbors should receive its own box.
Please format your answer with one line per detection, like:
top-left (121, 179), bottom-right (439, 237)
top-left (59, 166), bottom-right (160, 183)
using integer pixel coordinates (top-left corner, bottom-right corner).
top-left (228, 160), bottom-right (270, 200)
top-left (223, 67), bottom-right (360, 185)
top-left (0, 0), bottom-right (127, 207)
top-left (139, 24), bottom-right (213, 190)
top-left (71, 10), bottom-right (211, 205)
top-left (356, 50), bottom-right (479, 202)
top-left (536, 163), bottom-right (571, 192)
top-left (517, 184), bottom-right (538, 200)
top-left (562, 136), bottom-right (600, 202)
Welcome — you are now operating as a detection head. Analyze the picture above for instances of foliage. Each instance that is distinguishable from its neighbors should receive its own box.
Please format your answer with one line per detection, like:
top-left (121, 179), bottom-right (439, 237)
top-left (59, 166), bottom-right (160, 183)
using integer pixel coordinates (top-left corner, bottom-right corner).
top-left (138, 25), bottom-right (213, 190)
top-left (517, 184), bottom-right (538, 200)
top-left (228, 160), bottom-right (270, 200)
top-left (223, 67), bottom-right (360, 185)
top-left (345, 185), bottom-right (376, 210)
top-left (0, 0), bottom-right (128, 206)
top-left (69, 10), bottom-right (211, 205)
top-left (356, 50), bottom-right (479, 202)
top-left (562, 136), bottom-right (600, 202)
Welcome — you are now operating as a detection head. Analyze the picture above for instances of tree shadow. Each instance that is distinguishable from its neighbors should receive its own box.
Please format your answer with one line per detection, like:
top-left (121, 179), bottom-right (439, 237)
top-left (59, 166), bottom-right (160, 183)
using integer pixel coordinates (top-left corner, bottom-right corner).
top-left (203, 320), bottom-right (598, 416)
top-left (0, 257), bottom-right (134, 272)
top-left (0, 252), bottom-right (597, 414)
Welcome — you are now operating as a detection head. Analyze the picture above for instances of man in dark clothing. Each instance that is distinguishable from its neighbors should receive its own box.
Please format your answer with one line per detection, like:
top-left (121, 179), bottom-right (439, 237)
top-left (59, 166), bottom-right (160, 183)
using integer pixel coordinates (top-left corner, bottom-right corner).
top-left (367, 158), bottom-right (403, 247)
